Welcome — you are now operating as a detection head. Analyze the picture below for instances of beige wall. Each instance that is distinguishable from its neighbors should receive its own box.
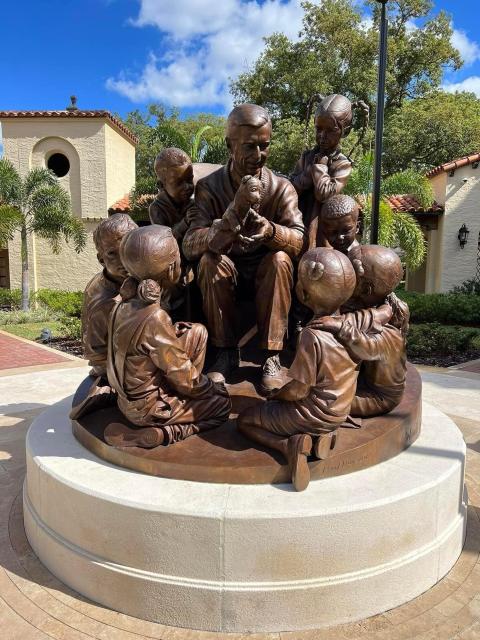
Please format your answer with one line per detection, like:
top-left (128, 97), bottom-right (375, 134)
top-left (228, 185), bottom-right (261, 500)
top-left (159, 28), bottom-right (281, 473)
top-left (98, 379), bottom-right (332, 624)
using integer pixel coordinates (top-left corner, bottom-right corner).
top-left (105, 122), bottom-right (136, 209)
top-left (437, 165), bottom-right (480, 292)
top-left (1, 116), bottom-right (136, 292)
top-left (1, 118), bottom-right (108, 219)
top-left (429, 173), bottom-right (447, 207)
top-left (8, 222), bottom-right (101, 292)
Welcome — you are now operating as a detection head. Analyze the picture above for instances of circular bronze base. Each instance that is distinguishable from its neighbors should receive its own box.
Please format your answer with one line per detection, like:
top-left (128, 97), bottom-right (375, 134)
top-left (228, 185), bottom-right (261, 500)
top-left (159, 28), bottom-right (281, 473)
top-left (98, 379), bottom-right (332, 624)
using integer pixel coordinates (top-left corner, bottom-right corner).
top-left (71, 363), bottom-right (422, 484)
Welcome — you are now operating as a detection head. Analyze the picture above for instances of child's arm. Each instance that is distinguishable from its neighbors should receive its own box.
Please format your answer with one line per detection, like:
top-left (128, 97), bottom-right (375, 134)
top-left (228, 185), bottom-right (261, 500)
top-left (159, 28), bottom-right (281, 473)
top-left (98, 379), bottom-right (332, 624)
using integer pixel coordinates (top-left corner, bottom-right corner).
top-left (291, 151), bottom-right (313, 195)
top-left (309, 307), bottom-right (393, 362)
top-left (270, 379), bottom-right (310, 401)
top-left (311, 156), bottom-right (352, 203)
top-left (145, 314), bottom-right (213, 398)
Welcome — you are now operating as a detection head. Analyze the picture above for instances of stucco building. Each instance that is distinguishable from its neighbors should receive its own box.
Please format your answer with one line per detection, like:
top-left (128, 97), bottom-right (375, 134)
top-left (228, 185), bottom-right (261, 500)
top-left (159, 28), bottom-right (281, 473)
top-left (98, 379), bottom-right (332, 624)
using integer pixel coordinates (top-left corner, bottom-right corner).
top-left (400, 153), bottom-right (480, 293)
top-left (0, 99), bottom-right (137, 292)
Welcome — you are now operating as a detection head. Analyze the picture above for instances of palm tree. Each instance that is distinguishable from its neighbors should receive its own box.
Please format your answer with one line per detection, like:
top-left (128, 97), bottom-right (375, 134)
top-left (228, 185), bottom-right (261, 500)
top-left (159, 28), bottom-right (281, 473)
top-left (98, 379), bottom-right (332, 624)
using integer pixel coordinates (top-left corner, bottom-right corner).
top-left (344, 153), bottom-right (431, 270)
top-left (0, 159), bottom-right (87, 310)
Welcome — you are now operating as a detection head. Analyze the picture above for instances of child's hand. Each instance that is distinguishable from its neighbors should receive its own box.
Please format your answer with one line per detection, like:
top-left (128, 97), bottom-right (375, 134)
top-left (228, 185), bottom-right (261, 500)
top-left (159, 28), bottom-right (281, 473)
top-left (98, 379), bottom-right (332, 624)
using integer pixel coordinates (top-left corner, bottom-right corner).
top-left (308, 316), bottom-right (343, 334)
top-left (175, 322), bottom-right (192, 337)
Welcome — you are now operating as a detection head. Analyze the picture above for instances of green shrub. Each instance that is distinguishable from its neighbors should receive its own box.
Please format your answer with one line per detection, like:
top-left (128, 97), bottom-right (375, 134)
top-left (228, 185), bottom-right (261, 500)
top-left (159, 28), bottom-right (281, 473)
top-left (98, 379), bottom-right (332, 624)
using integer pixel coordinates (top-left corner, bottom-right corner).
top-left (0, 307), bottom-right (58, 325)
top-left (35, 289), bottom-right (83, 318)
top-left (59, 316), bottom-right (82, 340)
top-left (407, 323), bottom-right (480, 358)
top-left (0, 288), bottom-right (22, 309)
top-left (399, 291), bottom-right (480, 325)
top-left (451, 279), bottom-right (480, 295)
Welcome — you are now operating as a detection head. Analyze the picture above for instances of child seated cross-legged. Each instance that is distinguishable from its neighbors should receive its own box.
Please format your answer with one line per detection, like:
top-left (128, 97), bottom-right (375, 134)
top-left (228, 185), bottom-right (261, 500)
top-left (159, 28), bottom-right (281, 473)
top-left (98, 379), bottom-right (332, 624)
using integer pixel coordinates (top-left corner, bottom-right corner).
top-left (104, 225), bottom-right (231, 449)
top-left (237, 247), bottom-right (359, 492)
top-left (311, 245), bottom-right (409, 418)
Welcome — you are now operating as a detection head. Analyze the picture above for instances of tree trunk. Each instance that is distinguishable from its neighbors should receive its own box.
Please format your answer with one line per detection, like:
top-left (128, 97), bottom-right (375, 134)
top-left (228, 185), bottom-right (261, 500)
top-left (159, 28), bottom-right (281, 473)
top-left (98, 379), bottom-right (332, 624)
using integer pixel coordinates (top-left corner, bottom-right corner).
top-left (21, 224), bottom-right (30, 312)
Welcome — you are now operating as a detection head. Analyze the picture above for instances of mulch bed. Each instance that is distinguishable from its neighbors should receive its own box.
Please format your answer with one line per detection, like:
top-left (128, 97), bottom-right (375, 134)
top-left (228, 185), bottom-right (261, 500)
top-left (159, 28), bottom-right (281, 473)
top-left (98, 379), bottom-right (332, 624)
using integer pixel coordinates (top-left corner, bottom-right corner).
top-left (39, 337), bottom-right (84, 358)
top-left (408, 350), bottom-right (480, 368)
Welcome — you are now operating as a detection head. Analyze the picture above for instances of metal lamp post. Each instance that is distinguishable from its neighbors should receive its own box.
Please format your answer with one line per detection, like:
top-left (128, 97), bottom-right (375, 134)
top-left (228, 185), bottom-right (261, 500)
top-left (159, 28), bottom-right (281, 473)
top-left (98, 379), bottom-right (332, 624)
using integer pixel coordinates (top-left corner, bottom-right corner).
top-left (371, 0), bottom-right (389, 244)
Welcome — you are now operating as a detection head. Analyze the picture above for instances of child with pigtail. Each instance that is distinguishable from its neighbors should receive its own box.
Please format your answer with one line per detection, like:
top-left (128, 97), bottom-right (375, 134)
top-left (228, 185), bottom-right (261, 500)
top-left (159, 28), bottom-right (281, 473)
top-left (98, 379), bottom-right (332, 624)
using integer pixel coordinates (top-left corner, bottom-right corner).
top-left (311, 245), bottom-right (409, 418)
top-left (237, 247), bottom-right (361, 492)
top-left (291, 94), bottom-right (369, 249)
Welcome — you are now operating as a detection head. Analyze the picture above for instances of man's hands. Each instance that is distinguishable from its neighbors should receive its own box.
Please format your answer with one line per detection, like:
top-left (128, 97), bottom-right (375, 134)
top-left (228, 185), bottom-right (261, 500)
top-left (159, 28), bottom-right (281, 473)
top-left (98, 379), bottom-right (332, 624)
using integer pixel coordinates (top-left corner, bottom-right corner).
top-left (237, 212), bottom-right (274, 250)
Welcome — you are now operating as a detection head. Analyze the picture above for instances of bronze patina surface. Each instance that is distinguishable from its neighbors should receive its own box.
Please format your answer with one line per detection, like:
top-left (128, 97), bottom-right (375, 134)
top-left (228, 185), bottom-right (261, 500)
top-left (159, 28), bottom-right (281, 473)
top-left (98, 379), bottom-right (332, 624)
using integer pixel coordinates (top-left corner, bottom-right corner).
top-left (72, 362), bottom-right (421, 484)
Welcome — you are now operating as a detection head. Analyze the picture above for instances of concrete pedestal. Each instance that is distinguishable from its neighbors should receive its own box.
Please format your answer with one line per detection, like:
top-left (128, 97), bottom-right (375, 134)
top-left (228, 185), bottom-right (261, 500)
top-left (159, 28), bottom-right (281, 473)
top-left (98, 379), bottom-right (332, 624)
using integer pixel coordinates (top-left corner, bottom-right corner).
top-left (24, 398), bottom-right (467, 633)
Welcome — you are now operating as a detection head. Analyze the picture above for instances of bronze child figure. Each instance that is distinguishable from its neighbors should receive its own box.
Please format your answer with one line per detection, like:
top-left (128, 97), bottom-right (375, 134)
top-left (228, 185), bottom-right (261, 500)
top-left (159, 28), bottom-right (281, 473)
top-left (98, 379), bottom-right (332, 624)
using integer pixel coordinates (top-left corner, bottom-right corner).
top-left (318, 194), bottom-right (360, 255)
top-left (313, 244), bottom-right (409, 417)
top-left (82, 213), bottom-right (138, 378)
top-left (149, 147), bottom-right (194, 243)
top-left (291, 94), bottom-right (368, 248)
top-left (104, 225), bottom-right (231, 449)
top-left (237, 247), bottom-right (359, 492)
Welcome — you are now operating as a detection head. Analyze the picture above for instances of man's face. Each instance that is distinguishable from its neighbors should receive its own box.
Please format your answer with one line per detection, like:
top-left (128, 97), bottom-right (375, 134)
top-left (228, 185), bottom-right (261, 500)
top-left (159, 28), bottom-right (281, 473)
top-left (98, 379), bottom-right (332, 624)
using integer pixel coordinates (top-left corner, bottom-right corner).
top-left (228, 123), bottom-right (271, 177)
top-left (163, 163), bottom-right (194, 206)
top-left (314, 115), bottom-right (342, 155)
top-left (100, 242), bottom-right (128, 283)
top-left (320, 213), bottom-right (358, 253)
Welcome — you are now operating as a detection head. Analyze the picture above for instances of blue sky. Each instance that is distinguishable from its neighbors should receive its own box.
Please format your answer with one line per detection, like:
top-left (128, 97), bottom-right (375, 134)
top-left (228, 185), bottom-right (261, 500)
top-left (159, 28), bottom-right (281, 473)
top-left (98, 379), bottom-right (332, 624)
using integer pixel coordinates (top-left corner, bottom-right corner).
top-left (1, 0), bottom-right (479, 120)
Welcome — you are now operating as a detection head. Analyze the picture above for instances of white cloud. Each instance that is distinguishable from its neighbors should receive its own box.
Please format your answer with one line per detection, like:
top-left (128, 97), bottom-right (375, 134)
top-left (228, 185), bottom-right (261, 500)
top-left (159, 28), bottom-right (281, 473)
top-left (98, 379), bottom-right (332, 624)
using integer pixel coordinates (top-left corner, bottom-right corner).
top-left (107, 0), bottom-right (304, 110)
top-left (451, 29), bottom-right (480, 66)
top-left (443, 76), bottom-right (480, 98)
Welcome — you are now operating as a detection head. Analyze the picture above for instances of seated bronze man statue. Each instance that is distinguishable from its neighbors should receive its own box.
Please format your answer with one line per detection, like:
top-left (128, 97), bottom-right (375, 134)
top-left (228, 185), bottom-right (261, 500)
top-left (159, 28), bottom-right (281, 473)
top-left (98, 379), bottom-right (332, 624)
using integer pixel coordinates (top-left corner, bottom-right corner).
top-left (183, 103), bottom-right (305, 393)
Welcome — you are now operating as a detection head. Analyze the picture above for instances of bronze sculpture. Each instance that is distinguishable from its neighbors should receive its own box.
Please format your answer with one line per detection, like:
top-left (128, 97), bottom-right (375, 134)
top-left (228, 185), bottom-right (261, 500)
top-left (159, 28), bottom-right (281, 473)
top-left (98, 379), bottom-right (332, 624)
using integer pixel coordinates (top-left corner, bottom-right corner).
top-left (82, 213), bottom-right (138, 378)
top-left (183, 104), bottom-right (304, 392)
top-left (329, 244), bottom-right (408, 417)
top-left (73, 101), bottom-right (418, 494)
top-left (291, 95), bottom-right (368, 249)
top-left (237, 248), bottom-right (360, 492)
top-left (103, 225), bottom-right (231, 448)
top-left (317, 194), bottom-right (360, 254)
top-left (149, 148), bottom-right (194, 243)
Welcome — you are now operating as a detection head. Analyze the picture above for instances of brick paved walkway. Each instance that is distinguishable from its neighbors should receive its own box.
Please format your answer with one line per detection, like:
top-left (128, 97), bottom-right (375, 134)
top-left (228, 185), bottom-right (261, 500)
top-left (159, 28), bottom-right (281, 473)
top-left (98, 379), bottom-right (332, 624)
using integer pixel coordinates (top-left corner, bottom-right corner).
top-left (0, 330), bottom-right (73, 371)
top-left (453, 358), bottom-right (480, 375)
top-left (1, 366), bottom-right (480, 639)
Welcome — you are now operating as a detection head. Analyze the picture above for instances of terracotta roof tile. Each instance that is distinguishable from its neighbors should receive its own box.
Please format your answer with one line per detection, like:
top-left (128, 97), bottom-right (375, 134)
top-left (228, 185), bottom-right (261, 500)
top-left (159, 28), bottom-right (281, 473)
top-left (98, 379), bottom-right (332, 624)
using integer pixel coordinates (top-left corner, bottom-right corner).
top-left (108, 193), bottom-right (154, 214)
top-left (426, 153), bottom-right (480, 178)
top-left (0, 110), bottom-right (138, 145)
top-left (386, 194), bottom-right (443, 214)
top-left (109, 194), bottom-right (131, 213)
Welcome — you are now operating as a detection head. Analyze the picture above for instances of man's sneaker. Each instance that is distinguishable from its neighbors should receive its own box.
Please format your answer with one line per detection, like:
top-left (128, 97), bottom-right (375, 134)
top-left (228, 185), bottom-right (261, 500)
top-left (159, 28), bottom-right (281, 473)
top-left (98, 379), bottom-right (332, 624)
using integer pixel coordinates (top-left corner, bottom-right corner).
top-left (260, 352), bottom-right (284, 395)
top-left (207, 348), bottom-right (240, 383)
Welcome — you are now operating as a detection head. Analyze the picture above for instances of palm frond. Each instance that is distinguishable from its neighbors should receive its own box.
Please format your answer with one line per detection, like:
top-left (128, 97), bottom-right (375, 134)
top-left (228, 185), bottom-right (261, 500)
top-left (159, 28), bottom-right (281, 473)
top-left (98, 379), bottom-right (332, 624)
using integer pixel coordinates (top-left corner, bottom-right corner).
top-left (390, 210), bottom-right (426, 271)
top-left (190, 125), bottom-right (211, 162)
top-left (0, 204), bottom-right (23, 247)
top-left (382, 170), bottom-right (434, 209)
top-left (344, 152), bottom-right (374, 197)
top-left (152, 123), bottom-right (190, 154)
top-left (30, 183), bottom-right (86, 254)
top-left (23, 167), bottom-right (57, 200)
top-left (0, 158), bottom-right (23, 207)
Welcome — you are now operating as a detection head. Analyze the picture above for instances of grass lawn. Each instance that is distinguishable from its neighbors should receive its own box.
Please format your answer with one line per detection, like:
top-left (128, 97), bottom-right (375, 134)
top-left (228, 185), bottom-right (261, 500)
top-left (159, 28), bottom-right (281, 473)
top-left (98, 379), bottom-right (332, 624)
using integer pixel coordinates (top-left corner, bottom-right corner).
top-left (1, 321), bottom-right (65, 341)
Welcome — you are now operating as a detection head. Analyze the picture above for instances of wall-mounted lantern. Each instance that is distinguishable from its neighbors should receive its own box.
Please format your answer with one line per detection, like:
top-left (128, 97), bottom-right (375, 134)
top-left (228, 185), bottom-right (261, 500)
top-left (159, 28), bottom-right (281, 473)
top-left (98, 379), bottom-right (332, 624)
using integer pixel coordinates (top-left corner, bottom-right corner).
top-left (458, 224), bottom-right (470, 249)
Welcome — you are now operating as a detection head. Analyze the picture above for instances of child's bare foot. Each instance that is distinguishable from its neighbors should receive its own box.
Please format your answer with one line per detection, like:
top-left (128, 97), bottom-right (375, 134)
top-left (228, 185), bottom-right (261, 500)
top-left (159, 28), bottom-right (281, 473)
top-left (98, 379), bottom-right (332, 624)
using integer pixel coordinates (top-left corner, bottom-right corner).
top-left (104, 423), bottom-right (165, 449)
top-left (287, 434), bottom-right (312, 492)
top-left (314, 431), bottom-right (338, 459)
